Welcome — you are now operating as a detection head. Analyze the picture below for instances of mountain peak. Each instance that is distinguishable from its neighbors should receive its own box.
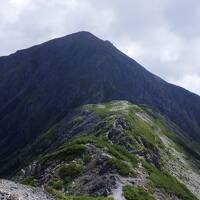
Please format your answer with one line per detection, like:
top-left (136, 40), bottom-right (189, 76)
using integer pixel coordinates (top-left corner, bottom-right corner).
top-left (69, 31), bottom-right (96, 37)
top-left (52, 31), bottom-right (114, 49)
top-left (62, 31), bottom-right (101, 42)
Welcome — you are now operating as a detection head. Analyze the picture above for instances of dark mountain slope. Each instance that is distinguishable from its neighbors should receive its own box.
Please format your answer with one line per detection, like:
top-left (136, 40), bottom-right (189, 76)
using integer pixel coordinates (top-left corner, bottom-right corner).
top-left (0, 31), bottom-right (200, 162)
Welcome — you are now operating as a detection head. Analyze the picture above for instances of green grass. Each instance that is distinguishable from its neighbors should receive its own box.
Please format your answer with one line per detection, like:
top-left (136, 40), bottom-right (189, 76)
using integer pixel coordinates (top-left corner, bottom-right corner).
top-left (125, 111), bottom-right (163, 148)
top-left (123, 185), bottom-right (155, 200)
top-left (46, 187), bottom-right (114, 200)
top-left (85, 102), bottom-right (119, 118)
top-left (48, 178), bottom-right (64, 190)
top-left (21, 176), bottom-right (36, 187)
top-left (157, 118), bottom-right (200, 162)
top-left (59, 163), bottom-right (83, 180)
top-left (41, 144), bottom-right (86, 163)
top-left (142, 161), bottom-right (198, 200)
top-left (85, 101), bottom-right (133, 119)
top-left (109, 144), bottom-right (137, 167)
top-left (72, 197), bottom-right (113, 200)
top-left (69, 135), bottom-right (138, 168)
top-left (107, 158), bottom-right (134, 176)
top-left (150, 171), bottom-right (197, 200)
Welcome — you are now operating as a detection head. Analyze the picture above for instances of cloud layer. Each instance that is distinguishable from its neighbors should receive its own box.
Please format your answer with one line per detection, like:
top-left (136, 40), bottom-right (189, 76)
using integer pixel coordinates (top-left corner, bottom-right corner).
top-left (0, 0), bottom-right (199, 95)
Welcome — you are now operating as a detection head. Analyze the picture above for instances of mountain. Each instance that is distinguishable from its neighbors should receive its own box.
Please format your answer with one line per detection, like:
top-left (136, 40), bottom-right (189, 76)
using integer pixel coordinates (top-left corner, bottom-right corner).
top-left (0, 31), bottom-right (200, 199)
top-left (12, 101), bottom-right (200, 200)
top-left (0, 32), bottom-right (200, 160)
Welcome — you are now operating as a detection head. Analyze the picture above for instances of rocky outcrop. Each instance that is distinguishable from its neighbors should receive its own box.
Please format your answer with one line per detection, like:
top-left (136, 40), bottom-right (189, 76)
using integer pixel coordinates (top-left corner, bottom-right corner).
top-left (0, 179), bottom-right (54, 200)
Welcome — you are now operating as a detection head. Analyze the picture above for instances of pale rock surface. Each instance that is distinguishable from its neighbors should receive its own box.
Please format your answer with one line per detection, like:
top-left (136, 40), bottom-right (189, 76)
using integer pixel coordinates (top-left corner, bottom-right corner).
top-left (0, 179), bottom-right (54, 200)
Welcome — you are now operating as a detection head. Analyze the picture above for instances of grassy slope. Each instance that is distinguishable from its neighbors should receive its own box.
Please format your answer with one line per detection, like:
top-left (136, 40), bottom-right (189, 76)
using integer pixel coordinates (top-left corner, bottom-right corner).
top-left (86, 101), bottom-right (199, 199)
top-left (14, 101), bottom-right (200, 200)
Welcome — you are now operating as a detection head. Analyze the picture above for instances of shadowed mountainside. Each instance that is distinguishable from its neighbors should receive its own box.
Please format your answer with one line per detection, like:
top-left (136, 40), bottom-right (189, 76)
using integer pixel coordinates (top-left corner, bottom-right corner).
top-left (0, 31), bottom-right (200, 169)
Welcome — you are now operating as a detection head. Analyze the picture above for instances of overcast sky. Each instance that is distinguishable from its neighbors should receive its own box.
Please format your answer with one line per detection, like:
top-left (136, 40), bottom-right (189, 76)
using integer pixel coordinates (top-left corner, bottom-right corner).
top-left (0, 0), bottom-right (200, 95)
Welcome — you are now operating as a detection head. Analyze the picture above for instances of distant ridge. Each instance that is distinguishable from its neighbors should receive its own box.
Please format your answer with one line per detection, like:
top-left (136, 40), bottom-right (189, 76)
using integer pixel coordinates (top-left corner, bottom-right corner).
top-left (0, 31), bottom-right (199, 165)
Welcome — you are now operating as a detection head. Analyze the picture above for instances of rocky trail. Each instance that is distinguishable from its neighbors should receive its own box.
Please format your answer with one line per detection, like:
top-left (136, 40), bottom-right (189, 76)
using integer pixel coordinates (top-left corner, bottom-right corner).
top-left (0, 179), bottom-right (54, 200)
top-left (112, 163), bottom-right (148, 200)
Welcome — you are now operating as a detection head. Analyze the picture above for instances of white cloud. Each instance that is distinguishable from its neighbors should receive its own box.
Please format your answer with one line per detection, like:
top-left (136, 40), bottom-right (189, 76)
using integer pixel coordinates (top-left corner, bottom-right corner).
top-left (9, 0), bottom-right (31, 7)
top-left (0, 0), bottom-right (199, 95)
top-left (170, 74), bottom-right (200, 95)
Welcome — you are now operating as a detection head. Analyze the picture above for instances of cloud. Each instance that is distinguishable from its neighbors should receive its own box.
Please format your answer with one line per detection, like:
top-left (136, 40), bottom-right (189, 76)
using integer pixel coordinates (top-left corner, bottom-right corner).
top-left (170, 74), bottom-right (200, 95)
top-left (0, 0), bottom-right (199, 95)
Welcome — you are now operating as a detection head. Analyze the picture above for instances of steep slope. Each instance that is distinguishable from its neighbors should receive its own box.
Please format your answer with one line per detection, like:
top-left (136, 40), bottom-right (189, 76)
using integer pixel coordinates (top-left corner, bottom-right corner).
top-left (0, 31), bottom-right (200, 167)
top-left (8, 101), bottom-right (200, 200)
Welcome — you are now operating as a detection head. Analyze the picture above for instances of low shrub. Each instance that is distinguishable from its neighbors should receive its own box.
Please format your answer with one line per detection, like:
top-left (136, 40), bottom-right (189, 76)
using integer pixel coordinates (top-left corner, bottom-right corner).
top-left (59, 163), bottom-right (83, 181)
top-left (107, 158), bottom-right (134, 176)
top-left (123, 185), bottom-right (155, 200)
top-left (48, 178), bottom-right (64, 190)
top-left (21, 176), bottom-right (36, 187)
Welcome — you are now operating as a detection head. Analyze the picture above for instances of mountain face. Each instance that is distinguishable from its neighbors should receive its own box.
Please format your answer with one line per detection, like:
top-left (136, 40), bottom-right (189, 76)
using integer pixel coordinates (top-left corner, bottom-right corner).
top-left (0, 32), bottom-right (200, 160)
top-left (0, 31), bottom-right (200, 199)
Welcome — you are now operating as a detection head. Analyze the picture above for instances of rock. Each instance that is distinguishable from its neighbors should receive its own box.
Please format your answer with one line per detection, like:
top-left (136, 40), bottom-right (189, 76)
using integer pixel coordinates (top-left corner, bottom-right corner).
top-left (0, 179), bottom-right (54, 200)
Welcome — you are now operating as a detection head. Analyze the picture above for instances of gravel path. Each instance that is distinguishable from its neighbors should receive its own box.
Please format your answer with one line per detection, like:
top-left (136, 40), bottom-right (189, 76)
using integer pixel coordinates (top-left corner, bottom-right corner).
top-left (112, 163), bottom-right (148, 200)
top-left (0, 179), bottom-right (54, 200)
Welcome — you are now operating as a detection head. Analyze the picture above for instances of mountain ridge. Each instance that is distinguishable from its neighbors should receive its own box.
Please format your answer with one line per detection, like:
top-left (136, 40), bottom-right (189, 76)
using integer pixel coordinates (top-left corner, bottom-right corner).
top-left (0, 32), bottom-right (200, 153)
top-left (2, 31), bottom-right (199, 96)
top-left (12, 101), bottom-right (200, 200)
top-left (1, 32), bottom-right (200, 200)
top-left (0, 31), bottom-right (200, 174)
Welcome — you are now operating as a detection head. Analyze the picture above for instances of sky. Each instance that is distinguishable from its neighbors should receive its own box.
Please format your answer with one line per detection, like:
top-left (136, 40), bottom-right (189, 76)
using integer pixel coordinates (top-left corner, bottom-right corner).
top-left (0, 0), bottom-right (200, 95)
